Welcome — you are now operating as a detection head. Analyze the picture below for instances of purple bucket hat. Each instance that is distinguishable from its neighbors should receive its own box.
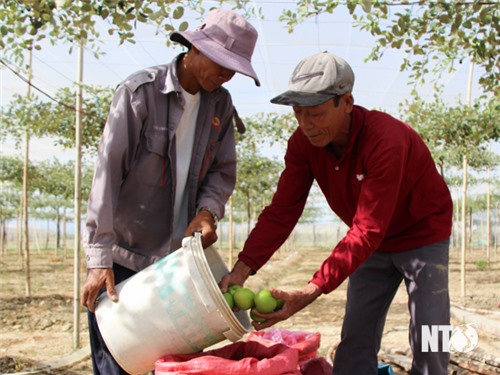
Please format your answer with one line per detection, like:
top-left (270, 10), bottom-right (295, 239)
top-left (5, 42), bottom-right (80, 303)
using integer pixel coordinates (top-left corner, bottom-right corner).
top-left (170, 8), bottom-right (260, 86)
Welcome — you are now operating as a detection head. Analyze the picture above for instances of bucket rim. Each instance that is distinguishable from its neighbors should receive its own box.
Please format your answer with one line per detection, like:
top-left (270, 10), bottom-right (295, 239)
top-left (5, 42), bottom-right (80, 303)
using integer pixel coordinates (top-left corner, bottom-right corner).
top-left (186, 234), bottom-right (250, 337)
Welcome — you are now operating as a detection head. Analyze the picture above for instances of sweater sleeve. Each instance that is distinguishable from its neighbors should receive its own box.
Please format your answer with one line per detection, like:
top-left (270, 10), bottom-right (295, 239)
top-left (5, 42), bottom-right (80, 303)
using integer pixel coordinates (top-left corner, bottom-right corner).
top-left (238, 130), bottom-right (314, 272)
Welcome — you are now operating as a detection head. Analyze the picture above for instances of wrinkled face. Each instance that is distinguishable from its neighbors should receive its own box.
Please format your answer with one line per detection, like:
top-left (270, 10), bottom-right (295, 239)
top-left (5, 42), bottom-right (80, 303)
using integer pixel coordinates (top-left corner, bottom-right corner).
top-left (192, 51), bottom-right (236, 92)
top-left (293, 96), bottom-right (352, 148)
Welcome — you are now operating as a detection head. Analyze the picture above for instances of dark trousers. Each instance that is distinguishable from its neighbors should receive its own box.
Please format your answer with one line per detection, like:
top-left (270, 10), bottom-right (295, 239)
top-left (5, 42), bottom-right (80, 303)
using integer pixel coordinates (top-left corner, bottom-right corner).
top-left (333, 240), bottom-right (451, 375)
top-left (88, 263), bottom-right (136, 375)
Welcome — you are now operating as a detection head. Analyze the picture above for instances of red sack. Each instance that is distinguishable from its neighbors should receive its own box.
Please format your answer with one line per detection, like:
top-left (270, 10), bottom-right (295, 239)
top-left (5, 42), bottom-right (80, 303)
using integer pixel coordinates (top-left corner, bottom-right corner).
top-left (299, 357), bottom-right (333, 375)
top-left (246, 329), bottom-right (321, 363)
top-left (155, 341), bottom-right (300, 375)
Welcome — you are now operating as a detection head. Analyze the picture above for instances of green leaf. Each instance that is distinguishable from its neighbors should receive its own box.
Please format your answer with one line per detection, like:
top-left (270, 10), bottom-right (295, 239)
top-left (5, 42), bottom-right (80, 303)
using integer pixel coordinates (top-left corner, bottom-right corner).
top-left (391, 39), bottom-right (403, 49)
top-left (347, 2), bottom-right (357, 15)
top-left (179, 21), bottom-right (188, 32)
top-left (451, 12), bottom-right (462, 33)
top-left (81, 3), bottom-right (92, 12)
top-left (398, 16), bottom-right (406, 30)
top-left (360, 0), bottom-right (371, 14)
top-left (391, 24), bottom-right (400, 36)
top-left (173, 6), bottom-right (184, 20)
top-left (438, 14), bottom-right (450, 24)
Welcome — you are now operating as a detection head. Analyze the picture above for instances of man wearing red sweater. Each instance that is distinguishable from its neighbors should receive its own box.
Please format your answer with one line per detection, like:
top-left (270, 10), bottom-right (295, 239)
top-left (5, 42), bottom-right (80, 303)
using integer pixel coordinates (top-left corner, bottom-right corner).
top-left (221, 51), bottom-right (453, 374)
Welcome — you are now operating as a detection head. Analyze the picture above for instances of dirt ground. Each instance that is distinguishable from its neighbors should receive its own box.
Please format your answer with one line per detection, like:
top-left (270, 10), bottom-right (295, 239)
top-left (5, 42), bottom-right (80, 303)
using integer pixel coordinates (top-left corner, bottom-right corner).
top-left (1, 245), bottom-right (499, 374)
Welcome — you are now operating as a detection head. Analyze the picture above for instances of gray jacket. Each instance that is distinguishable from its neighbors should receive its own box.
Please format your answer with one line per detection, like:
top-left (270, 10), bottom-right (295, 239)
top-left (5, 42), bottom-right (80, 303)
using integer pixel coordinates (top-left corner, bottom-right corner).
top-left (84, 54), bottom-right (239, 272)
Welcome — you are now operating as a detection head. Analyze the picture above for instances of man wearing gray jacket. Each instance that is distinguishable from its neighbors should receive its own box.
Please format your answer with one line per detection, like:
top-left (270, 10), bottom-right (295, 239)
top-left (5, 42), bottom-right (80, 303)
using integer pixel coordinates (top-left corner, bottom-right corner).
top-left (82, 9), bottom-right (260, 374)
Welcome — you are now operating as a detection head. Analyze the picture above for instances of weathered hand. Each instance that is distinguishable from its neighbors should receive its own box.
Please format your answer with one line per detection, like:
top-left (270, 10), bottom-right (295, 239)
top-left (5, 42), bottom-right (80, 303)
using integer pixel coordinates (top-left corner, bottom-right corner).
top-left (82, 268), bottom-right (118, 313)
top-left (184, 211), bottom-right (217, 248)
top-left (250, 283), bottom-right (322, 330)
top-left (218, 260), bottom-right (253, 292)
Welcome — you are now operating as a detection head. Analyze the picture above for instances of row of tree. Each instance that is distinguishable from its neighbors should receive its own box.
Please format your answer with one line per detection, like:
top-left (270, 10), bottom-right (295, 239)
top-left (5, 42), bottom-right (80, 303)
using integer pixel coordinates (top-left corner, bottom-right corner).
top-left (1, 89), bottom-right (498, 252)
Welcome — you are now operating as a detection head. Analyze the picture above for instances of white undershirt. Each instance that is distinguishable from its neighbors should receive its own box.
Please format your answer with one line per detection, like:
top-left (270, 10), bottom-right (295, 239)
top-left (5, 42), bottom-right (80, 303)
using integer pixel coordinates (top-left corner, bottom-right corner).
top-left (172, 87), bottom-right (200, 249)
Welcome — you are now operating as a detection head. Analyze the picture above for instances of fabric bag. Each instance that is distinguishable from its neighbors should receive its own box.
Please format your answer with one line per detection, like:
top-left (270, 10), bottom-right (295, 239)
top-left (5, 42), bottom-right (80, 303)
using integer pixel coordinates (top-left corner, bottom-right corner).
top-left (299, 357), bottom-right (333, 375)
top-left (246, 329), bottom-right (321, 363)
top-left (155, 340), bottom-right (300, 375)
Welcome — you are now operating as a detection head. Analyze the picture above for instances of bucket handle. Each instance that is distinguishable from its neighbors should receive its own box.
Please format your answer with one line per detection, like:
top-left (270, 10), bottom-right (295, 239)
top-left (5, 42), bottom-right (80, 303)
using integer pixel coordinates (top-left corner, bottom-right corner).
top-left (182, 232), bottom-right (202, 247)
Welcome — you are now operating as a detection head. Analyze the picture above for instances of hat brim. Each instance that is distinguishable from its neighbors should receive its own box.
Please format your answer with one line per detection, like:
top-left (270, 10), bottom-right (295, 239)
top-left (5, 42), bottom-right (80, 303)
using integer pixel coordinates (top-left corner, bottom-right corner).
top-left (171, 31), bottom-right (260, 87)
top-left (270, 91), bottom-right (338, 107)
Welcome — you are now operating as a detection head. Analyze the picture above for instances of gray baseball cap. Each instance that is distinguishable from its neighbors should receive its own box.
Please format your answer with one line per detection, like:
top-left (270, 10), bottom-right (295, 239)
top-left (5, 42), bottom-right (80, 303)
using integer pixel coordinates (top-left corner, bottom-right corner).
top-left (170, 9), bottom-right (260, 86)
top-left (271, 51), bottom-right (354, 106)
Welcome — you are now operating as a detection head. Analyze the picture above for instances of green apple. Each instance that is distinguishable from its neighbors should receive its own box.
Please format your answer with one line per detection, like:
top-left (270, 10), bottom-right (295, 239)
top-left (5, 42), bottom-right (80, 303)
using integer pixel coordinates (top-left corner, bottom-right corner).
top-left (250, 311), bottom-right (266, 323)
top-left (254, 289), bottom-right (277, 314)
top-left (275, 298), bottom-right (285, 311)
top-left (223, 292), bottom-right (234, 309)
top-left (228, 284), bottom-right (242, 295)
top-left (233, 287), bottom-right (255, 310)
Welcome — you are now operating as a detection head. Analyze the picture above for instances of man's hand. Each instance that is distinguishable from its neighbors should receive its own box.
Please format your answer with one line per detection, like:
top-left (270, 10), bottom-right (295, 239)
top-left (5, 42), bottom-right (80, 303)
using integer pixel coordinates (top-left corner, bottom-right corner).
top-left (218, 260), bottom-right (254, 292)
top-left (184, 210), bottom-right (217, 248)
top-left (250, 283), bottom-right (322, 330)
top-left (82, 268), bottom-right (118, 313)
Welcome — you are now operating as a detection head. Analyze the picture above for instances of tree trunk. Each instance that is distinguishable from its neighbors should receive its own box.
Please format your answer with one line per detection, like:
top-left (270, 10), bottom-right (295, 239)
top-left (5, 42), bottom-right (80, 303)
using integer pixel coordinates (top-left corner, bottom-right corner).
top-left (1, 219), bottom-right (6, 255)
top-left (73, 37), bottom-right (84, 350)
top-left (460, 154), bottom-right (467, 298)
top-left (228, 195), bottom-right (234, 267)
top-left (63, 208), bottom-right (67, 260)
top-left (454, 186), bottom-right (461, 254)
top-left (23, 48), bottom-right (33, 298)
top-left (486, 163), bottom-right (491, 259)
top-left (56, 208), bottom-right (61, 255)
top-left (494, 219), bottom-right (498, 256)
top-left (17, 206), bottom-right (23, 260)
top-left (461, 61), bottom-right (474, 299)
top-left (33, 222), bottom-right (41, 254)
top-left (245, 192), bottom-right (251, 236)
top-left (240, 214), bottom-right (244, 250)
top-left (23, 130), bottom-right (31, 298)
top-left (468, 207), bottom-right (473, 254)
top-left (45, 219), bottom-right (50, 251)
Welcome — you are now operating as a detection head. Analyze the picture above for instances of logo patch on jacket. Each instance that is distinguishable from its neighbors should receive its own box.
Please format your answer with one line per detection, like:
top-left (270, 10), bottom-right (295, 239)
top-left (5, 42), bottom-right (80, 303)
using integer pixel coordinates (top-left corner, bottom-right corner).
top-left (356, 174), bottom-right (365, 181)
top-left (212, 116), bottom-right (221, 130)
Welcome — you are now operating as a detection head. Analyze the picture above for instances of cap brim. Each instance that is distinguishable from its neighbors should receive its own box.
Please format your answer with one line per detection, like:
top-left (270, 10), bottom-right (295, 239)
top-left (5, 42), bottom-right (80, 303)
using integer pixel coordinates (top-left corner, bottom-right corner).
top-left (170, 31), bottom-right (260, 87)
top-left (270, 91), bottom-right (337, 106)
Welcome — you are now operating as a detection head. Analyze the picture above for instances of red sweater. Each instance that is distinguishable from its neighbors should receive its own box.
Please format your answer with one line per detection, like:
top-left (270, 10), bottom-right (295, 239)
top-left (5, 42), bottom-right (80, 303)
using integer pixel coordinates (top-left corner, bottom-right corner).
top-left (239, 105), bottom-right (453, 294)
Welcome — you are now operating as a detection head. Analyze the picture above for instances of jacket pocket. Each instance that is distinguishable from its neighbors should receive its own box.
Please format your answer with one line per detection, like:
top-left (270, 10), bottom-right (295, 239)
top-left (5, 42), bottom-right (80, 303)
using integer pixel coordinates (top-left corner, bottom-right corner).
top-left (133, 128), bottom-right (169, 187)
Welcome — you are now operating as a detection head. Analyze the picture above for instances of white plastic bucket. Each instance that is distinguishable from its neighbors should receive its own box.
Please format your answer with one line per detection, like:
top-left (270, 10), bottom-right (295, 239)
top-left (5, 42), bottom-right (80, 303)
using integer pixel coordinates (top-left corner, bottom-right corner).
top-left (95, 234), bottom-right (250, 375)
